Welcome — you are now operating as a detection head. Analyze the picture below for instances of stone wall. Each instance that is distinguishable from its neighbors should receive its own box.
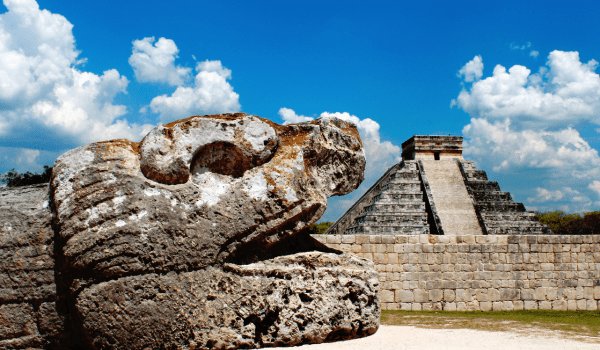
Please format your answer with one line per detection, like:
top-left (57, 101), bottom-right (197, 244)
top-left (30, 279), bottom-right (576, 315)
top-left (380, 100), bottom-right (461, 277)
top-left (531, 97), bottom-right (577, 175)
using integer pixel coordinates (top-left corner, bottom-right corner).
top-left (312, 234), bottom-right (600, 311)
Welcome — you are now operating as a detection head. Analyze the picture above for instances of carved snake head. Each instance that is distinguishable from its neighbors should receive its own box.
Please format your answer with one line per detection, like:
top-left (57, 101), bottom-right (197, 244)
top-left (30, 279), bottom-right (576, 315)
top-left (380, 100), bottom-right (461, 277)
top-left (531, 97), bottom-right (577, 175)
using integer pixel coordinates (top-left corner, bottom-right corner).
top-left (50, 113), bottom-right (365, 285)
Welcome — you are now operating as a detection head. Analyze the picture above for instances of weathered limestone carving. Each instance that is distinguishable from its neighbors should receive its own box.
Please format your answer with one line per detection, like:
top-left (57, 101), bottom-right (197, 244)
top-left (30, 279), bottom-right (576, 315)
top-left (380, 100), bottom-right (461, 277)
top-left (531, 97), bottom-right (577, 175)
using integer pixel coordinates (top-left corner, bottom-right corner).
top-left (0, 113), bottom-right (379, 349)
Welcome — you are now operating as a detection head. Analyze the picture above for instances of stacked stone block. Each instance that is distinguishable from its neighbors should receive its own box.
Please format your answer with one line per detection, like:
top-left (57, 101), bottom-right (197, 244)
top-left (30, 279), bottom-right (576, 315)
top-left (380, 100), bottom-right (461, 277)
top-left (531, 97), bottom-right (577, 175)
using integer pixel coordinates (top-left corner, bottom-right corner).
top-left (313, 234), bottom-right (600, 311)
top-left (459, 161), bottom-right (551, 235)
top-left (347, 161), bottom-right (430, 235)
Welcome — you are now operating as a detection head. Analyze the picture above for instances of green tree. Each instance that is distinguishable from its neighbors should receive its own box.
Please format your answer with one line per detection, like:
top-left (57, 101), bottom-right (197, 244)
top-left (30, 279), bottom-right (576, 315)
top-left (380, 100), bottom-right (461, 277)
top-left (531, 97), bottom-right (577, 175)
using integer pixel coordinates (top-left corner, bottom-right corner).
top-left (537, 210), bottom-right (600, 235)
top-left (580, 211), bottom-right (600, 235)
top-left (308, 222), bottom-right (333, 234)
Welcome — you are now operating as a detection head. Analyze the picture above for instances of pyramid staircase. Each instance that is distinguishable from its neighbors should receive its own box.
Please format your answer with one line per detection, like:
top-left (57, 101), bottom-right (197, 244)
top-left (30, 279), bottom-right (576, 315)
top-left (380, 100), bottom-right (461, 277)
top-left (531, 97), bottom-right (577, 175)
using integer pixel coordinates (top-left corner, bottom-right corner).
top-left (459, 161), bottom-right (551, 235)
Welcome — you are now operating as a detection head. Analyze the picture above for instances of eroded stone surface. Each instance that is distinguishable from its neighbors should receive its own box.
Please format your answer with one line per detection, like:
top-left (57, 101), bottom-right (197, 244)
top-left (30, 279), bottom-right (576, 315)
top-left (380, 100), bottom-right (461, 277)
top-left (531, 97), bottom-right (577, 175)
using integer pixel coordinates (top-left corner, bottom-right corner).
top-left (0, 184), bottom-right (57, 349)
top-left (0, 113), bottom-right (376, 349)
top-left (50, 113), bottom-right (365, 284)
top-left (76, 253), bottom-right (378, 349)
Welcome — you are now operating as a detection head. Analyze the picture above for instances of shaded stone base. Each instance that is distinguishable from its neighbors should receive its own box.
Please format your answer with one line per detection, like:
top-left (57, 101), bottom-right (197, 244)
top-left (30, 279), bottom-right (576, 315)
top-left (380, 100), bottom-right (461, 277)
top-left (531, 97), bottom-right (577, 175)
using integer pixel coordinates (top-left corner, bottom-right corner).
top-left (75, 252), bottom-right (379, 349)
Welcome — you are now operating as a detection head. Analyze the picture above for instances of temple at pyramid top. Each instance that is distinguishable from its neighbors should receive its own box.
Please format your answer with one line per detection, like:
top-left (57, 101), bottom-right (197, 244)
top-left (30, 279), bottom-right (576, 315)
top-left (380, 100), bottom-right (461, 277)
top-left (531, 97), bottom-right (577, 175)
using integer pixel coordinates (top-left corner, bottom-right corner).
top-left (401, 135), bottom-right (463, 160)
top-left (326, 135), bottom-right (551, 236)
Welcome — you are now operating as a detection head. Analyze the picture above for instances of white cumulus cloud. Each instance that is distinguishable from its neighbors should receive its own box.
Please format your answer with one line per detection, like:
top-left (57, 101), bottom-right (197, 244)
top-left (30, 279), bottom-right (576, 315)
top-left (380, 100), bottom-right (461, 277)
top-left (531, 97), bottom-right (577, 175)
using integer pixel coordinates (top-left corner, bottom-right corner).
top-left (457, 55), bottom-right (483, 83)
top-left (454, 51), bottom-right (600, 129)
top-left (590, 181), bottom-right (600, 197)
top-left (148, 59), bottom-right (241, 122)
top-left (527, 188), bottom-right (565, 203)
top-left (278, 107), bottom-right (314, 124)
top-left (462, 117), bottom-right (600, 212)
top-left (0, 0), bottom-right (153, 160)
top-left (463, 118), bottom-right (600, 174)
top-left (456, 51), bottom-right (600, 212)
top-left (129, 37), bottom-right (192, 86)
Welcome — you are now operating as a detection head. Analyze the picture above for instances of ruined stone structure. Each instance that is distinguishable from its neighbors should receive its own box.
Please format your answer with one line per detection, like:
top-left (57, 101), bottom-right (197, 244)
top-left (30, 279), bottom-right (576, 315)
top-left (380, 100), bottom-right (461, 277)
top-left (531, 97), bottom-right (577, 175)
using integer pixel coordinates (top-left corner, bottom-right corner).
top-left (313, 233), bottom-right (600, 312)
top-left (318, 135), bottom-right (584, 312)
top-left (0, 114), bottom-right (379, 350)
top-left (326, 135), bottom-right (550, 236)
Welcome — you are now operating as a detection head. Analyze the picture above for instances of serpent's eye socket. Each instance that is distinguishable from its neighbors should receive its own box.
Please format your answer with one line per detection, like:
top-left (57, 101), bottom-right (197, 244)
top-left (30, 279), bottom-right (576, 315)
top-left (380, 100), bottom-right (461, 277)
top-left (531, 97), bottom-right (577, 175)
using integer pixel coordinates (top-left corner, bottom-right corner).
top-left (190, 141), bottom-right (275, 179)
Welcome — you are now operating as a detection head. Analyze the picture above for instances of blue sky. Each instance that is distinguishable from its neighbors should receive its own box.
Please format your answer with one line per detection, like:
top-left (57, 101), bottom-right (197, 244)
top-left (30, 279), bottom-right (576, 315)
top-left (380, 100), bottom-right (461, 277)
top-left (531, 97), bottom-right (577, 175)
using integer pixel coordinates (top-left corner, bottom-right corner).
top-left (1, 0), bottom-right (600, 221)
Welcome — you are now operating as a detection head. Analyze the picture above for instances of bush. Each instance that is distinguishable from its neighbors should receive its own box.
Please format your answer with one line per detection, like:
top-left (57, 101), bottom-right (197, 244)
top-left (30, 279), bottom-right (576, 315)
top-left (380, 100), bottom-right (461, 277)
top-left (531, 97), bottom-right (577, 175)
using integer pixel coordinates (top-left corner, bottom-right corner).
top-left (308, 222), bottom-right (333, 234)
top-left (580, 211), bottom-right (600, 235)
top-left (537, 210), bottom-right (600, 235)
top-left (0, 166), bottom-right (52, 188)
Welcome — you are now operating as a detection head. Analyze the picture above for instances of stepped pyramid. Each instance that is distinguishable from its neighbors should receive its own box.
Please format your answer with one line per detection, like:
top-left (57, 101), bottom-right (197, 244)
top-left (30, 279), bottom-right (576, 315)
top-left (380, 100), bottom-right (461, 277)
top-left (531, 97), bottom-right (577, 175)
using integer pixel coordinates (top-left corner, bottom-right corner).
top-left (327, 136), bottom-right (551, 235)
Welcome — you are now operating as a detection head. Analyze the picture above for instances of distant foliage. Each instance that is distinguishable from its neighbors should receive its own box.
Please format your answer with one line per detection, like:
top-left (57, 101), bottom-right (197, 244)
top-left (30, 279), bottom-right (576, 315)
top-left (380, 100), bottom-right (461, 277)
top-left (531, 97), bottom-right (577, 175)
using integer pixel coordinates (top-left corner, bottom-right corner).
top-left (1, 166), bottom-right (52, 188)
top-left (308, 222), bottom-right (333, 234)
top-left (537, 211), bottom-right (600, 235)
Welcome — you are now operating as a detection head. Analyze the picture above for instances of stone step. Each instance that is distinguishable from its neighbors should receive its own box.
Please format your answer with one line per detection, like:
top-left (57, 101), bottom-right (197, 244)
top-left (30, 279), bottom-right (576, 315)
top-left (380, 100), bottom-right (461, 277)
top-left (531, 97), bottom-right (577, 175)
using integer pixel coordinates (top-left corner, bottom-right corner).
top-left (397, 161), bottom-right (418, 171)
top-left (419, 159), bottom-right (483, 235)
top-left (347, 224), bottom-right (429, 235)
top-left (355, 213), bottom-right (428, 225)
top-left (458, 162), bottom-right (552, 235)
top-left (486, 226), bottom-right (552, 235)
top-left (463, 170), bottom-right (488, 181)
top-left (476, 202), bottom-right (526, 212)
top-left (484, 220), bottom-right (545, 227)
top-left (389, 172), bottom-right (420, 181)
top-left (460, 161), bottom-right (477, 170)
top-left (380, 182), bottom-right (422, 192)
top-left (386, 179), bottom-right (422, 184)
top-left (481, 212), bottom-right (539, 221)
top-left (364, 202), bottom-right (427, 213)
top-left (466, 181), bottom-right (501, 192)
top-left (472, 190), bottom-right (513, 202)
top-left (372, 192), bottom-right (424, 202)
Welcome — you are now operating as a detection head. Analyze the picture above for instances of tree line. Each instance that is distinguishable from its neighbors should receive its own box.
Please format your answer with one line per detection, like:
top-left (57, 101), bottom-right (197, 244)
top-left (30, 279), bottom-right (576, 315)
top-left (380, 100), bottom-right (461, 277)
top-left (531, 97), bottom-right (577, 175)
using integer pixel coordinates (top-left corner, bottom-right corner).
top-left (0, 166), bottom-right (52, 188)
top-left (537, 211), bottom-right (600, 235)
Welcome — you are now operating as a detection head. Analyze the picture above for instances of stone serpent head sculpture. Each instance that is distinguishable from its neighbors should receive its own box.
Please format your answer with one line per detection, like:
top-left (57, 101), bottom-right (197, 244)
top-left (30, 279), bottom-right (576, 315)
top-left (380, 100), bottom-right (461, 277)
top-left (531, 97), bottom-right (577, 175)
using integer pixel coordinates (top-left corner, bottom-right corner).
top-left (0, 113), bottom-right (379, 349)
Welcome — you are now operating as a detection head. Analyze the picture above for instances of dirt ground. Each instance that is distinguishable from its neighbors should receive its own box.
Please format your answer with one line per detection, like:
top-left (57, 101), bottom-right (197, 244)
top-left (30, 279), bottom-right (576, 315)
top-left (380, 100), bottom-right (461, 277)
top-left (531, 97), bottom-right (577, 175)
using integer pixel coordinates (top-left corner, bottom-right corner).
top-left (272, 325), bottom-right (600, 350)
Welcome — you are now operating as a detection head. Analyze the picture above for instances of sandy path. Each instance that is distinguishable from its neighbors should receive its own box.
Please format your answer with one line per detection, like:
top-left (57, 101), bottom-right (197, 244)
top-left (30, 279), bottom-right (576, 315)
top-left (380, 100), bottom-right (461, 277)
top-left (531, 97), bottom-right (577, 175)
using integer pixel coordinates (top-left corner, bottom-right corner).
top-left (272, 325), bottom-right (600, 350)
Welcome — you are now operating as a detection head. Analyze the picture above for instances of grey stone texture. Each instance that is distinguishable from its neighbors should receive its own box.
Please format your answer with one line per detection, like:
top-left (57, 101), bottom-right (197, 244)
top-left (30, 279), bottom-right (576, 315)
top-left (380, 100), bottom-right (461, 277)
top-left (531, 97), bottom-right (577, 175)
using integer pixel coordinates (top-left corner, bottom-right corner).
top-left (76, 252), bottom-right (379, 349)
top-left (0, 114), bottom-right (380, 349)
top-left (459, 161), bottom-right (551, 235)
top-left (0, 184), bottom-right (57, 350)
top-left (314, 234), bottom-right (600, 311)
top-left (325, 161), bottom-right (436, 236)
top-left (344, 161), bottom-right (430, 235)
